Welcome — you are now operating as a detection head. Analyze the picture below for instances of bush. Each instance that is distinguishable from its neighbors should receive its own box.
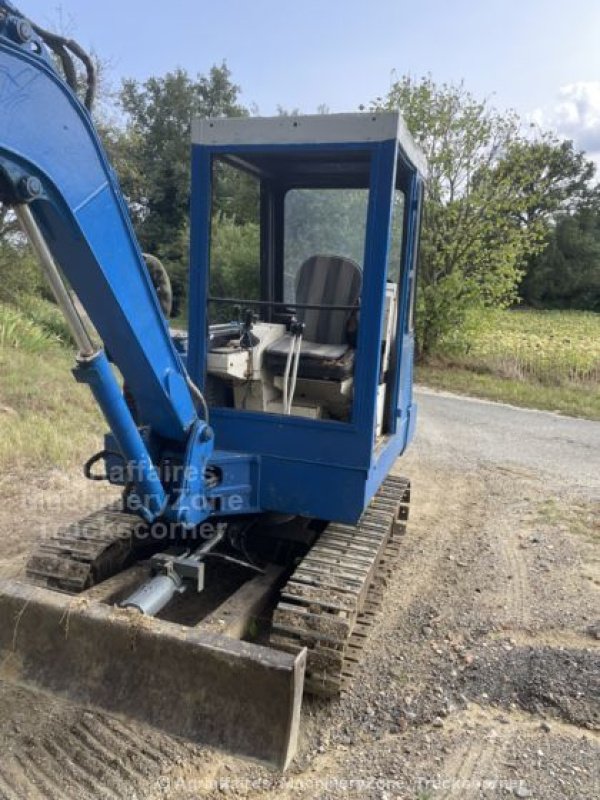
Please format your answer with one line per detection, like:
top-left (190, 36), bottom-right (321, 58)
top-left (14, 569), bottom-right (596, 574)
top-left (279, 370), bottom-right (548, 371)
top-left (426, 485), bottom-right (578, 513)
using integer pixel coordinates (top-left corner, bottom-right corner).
top-left (17, 294), bottom-right (75, 344)
top-left (0, 303), bottom-right (57, 352)
top-left (209, 214), bottom-right (260, 322)
top-left (0, 242), bottom-right (43, 304)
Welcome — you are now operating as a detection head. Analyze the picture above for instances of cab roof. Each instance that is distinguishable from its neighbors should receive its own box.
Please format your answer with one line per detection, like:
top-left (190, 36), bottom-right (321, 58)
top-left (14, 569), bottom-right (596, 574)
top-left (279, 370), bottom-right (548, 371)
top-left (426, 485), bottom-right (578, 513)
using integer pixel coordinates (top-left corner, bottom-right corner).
top-left (192, 112), bottom-right (427, 179)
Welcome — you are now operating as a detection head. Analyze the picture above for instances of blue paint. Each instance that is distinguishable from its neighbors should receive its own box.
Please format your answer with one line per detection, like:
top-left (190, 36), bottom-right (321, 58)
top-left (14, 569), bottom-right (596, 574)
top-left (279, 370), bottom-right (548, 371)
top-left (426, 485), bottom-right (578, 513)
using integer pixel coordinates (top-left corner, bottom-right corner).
top-left (73, 351), bottom-right (167, 522)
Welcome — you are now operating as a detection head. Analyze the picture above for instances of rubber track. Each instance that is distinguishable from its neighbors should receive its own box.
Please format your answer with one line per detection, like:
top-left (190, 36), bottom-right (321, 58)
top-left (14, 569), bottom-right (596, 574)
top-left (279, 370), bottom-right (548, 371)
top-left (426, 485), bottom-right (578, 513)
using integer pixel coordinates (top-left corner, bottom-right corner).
top-left (24, 503), bottom-right (145, 593)
top-left (271, 474), bottom-right (410, 696)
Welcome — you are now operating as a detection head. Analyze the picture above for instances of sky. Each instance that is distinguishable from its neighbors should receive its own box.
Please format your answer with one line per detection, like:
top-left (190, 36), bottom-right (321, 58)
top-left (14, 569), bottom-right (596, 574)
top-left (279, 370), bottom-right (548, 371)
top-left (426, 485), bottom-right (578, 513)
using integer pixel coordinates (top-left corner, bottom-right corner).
top-left (21, 0), bottom-right (600, 161)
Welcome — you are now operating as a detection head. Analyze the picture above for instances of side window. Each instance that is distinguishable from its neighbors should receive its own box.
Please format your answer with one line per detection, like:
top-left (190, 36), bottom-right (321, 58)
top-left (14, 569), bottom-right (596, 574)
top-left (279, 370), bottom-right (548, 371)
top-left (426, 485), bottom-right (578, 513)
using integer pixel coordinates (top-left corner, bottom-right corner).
top-left (284, 189), bottom-right (369, 301)
top-left (209, 159), bottom-right (261, 322)
top-left (380, 188), bottom-right (405, 409)
top-left (407, 185), bottom-right (423, 333)
top-left (386, 190), bottom-right (405, 284)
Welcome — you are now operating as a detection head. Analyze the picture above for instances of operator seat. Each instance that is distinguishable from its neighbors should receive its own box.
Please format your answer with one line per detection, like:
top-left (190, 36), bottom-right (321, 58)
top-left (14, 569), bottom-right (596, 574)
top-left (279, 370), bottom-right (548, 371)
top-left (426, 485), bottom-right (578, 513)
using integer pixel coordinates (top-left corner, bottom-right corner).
top-left (264, 254), bottom-right (362, 380)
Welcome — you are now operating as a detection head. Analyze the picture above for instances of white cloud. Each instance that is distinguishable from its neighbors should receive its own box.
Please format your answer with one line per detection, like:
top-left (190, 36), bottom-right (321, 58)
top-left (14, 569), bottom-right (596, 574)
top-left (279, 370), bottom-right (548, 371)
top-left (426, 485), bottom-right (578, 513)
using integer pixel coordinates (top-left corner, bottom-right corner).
top-left (531, 82), bottom-right (600, 157)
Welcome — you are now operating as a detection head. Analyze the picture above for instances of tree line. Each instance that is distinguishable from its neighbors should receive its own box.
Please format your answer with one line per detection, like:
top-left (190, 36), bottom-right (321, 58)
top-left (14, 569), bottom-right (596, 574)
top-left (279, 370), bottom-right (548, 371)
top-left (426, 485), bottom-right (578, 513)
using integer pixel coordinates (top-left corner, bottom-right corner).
top-left (1, 61), bottom-right (598, 358)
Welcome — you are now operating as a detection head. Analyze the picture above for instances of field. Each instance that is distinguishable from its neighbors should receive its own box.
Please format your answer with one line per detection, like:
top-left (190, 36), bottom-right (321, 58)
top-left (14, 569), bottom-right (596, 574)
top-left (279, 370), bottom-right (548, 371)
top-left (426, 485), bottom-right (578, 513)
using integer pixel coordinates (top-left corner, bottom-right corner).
top-left (417, 308), bottom-right (600, 420)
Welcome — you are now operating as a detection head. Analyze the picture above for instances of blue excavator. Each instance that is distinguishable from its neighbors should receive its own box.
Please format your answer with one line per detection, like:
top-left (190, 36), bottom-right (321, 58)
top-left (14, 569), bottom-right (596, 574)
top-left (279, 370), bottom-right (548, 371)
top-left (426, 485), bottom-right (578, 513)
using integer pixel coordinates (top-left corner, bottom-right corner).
top-left (0, 1), bottom-right (426, 769)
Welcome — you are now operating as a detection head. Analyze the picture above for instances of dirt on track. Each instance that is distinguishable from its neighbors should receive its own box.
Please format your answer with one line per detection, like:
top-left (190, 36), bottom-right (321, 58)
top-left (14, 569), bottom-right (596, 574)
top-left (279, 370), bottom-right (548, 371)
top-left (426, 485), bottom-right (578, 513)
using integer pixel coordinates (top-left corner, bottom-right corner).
top-left (0, 389), bottom-right (598, 799)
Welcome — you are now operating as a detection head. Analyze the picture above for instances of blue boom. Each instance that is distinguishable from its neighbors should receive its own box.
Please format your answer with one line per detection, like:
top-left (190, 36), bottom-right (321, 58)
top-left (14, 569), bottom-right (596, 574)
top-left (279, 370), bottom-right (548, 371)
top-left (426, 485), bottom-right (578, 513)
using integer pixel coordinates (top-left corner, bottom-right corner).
top-left (0, 1), bottom-right (213, 524)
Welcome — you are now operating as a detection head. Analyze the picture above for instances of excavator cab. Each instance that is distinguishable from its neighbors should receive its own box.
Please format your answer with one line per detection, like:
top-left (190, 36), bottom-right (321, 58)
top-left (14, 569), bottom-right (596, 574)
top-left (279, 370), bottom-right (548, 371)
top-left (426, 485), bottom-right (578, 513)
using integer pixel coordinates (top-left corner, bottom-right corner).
top-left (184, 114), bottom-right (426, 522)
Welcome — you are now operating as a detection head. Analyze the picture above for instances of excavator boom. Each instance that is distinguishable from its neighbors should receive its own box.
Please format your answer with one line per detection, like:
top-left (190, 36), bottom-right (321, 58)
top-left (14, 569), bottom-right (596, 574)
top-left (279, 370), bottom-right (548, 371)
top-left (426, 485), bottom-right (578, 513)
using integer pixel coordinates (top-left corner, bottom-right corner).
top-left (0, 15), bottom-right (195, 440)
top-left (0, 2), bottom-right (225, 528)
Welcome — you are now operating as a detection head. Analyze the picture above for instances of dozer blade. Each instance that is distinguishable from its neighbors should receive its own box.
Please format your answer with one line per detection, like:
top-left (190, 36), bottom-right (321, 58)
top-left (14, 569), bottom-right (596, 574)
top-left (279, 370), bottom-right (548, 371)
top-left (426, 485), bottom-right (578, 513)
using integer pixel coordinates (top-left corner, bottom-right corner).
top-left (0, 577), bottom-right (305, 770)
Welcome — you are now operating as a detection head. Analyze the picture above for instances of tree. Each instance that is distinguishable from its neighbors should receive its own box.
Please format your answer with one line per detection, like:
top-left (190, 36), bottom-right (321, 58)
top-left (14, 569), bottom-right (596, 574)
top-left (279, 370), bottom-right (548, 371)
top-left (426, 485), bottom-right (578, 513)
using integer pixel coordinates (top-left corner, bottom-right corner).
top-left (114, 65), bottom-right (247, 312)
top-left (0, 241), bottom-right (42, 304)
top-left (0, 23), bottom-right (121, 310)
top-left (490, 136), bottom-right (598, 306)
top-left (209, 214), bottom-right (261, 321)
top-left (493, 135), bottom-right (596, 228)
top-left (521, 206), bottom-right (600, 311)
top-left (371, 76), bottom-right (546, 356)
top-left (284, 188), bottom-right (369, 295)
top-left (0, 208), bottom-right (18, 242)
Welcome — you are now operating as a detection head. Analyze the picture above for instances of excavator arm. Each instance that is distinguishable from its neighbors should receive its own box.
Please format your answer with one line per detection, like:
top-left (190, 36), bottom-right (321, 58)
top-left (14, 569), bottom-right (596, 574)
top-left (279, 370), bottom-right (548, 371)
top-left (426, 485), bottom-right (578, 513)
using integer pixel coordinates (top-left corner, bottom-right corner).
top-left (0, 1), bottom-right (212, 524)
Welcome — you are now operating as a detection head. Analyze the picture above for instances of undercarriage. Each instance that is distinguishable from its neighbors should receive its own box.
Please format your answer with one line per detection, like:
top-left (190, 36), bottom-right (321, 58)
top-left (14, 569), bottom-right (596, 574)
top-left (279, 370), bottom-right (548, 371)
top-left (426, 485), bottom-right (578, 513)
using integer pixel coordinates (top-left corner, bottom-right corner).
top-left (0, 475), bottom-right (410, 767)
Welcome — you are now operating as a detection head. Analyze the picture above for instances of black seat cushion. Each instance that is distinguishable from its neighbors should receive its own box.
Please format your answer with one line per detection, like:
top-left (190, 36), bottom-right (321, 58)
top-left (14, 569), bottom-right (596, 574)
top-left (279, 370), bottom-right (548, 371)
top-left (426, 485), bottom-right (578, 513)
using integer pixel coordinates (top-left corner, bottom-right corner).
top-left (264, 335), bottom-right (355, 380)
top-left (265, 254), bottom-right (361, 382)
top-left (295, 255), bottom-right (362, 345)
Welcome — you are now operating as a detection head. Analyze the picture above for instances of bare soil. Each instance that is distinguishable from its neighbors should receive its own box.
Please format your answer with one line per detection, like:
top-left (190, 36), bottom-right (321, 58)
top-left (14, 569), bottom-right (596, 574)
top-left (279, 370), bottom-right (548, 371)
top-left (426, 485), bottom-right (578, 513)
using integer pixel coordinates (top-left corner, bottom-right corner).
top-left (0, 392), bottom-right (598, 799)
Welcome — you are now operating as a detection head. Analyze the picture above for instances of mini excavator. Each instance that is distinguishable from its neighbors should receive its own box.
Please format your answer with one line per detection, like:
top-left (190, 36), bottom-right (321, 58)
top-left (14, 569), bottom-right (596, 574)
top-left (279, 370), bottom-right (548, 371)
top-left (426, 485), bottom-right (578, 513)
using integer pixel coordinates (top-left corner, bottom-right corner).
top-left (0, 1), bottom-right (426, 768)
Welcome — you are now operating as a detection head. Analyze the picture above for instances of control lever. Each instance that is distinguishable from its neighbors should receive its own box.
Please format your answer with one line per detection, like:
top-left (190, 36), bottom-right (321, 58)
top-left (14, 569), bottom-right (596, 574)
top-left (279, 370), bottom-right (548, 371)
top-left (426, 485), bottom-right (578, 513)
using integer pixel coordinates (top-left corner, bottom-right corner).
top-left (283, 318), bottom-right (304, 415)
top-left (239, 308), bottom-right (259, 349)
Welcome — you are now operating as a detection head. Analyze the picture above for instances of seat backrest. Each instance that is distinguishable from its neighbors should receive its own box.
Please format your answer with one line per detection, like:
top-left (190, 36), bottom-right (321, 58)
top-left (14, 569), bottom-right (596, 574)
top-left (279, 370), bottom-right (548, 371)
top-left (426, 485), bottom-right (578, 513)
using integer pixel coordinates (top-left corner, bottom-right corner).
top-left (295, 255), bottom-right (362, 345)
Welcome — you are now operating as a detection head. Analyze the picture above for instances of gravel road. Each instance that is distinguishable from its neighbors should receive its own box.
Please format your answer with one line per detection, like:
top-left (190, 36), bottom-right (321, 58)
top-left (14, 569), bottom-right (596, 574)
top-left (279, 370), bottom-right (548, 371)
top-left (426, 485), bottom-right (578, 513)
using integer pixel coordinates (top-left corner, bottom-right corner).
top-left (0, 389), bottom-right (598, 799)
top-left (414, 387), bottom-right (600, 491)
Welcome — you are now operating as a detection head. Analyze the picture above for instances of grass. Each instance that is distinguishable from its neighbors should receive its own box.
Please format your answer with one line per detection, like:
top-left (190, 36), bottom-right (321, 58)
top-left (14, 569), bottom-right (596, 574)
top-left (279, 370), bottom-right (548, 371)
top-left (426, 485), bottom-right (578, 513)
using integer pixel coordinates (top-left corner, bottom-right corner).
top-left (416, 364), bottom-right (600, 420)
top-left (0, 302), bottom-right (102, 470)
top-left (417, 308), bottom-right (600, 420)
top-left (536, 499), bottom-right (600, 544)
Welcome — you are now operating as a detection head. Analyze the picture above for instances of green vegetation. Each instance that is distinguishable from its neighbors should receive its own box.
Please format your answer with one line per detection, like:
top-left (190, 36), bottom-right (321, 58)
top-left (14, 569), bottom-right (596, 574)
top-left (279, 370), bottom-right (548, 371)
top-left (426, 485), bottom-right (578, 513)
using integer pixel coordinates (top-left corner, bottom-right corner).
top-left (372, 76), bottom-right (599, 356)
top-left (209, 214), bottom-right (261, 322)
top-left (439, 308), bottom-right (600, 384)
top-left (99, 68), bottom-right (600, 354)
top-left (284, 188), bottom-right (369, 281)
top-left (521, 206), bottom-right (600, 311)
top-left (417, 364), bottom-right (600, 420)
top-left (106, 66), bottom-right (247, 315)
top-left (417, 308), bottom-right (600, 419)
top-left (0, 302), bottom-right (101, 470)
top-left (0, 298), bottom-right (75, 351)
top-left (536, 499), bottom-right (600, 543)
top-left (0, 242), bottom-right (42, 303)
